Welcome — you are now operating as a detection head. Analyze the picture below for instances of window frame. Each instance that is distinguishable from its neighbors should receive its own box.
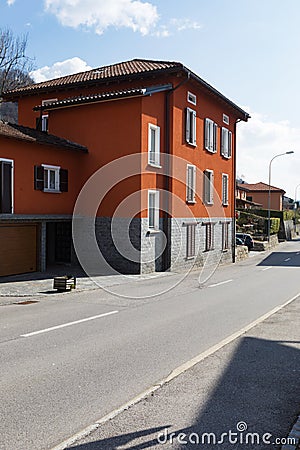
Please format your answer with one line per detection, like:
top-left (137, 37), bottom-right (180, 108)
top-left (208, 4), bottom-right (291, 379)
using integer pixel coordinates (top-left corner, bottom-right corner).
top-left (186, 164), bottom-right (196, 203)
top-left (187, 91), bottom-right (197, 105)
top-left (203, 222), bottom-right (215, 252)
top-left (148, 123), bottom-right (161, 168)
top-left (0, 158), bottom-right (14, 214)
top-left (186, 107), bottom-right (197, 146)
top-left (204, 169), bottom-right (214, 205)
top-left (221, 127), bottom-right (232, 159)
top-left (222, 173), bottom-right (229, 206)
top-left (221, 221), bottom-right (230, 251)
top-left (186, 223), bottom-right (197, 258)
top-left (223, 113), bottom-right (230, 125)
top-left (148, 189), bottom-right (160, 230)
top-left (204, 118), bottom-right (218, 153)
top-left (42, 164), bottom-right (61, 193)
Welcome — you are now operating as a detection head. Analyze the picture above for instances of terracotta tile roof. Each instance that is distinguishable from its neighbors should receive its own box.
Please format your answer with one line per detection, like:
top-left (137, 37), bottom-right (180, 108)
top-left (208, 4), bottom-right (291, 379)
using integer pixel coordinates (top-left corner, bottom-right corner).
top-left (0, 121), bottom-right (88, 152)
top-left (5, 59), bottom-right (182, 96)
top-left (238, 182), bottom-right (285, 193)
top-left (3, 58), bottom-right (250, 121)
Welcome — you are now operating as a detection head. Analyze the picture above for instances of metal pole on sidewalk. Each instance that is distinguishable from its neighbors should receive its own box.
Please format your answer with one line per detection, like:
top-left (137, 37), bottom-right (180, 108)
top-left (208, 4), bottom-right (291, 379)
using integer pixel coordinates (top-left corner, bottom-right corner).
top-left (268, 151), bottom-right (294, 242)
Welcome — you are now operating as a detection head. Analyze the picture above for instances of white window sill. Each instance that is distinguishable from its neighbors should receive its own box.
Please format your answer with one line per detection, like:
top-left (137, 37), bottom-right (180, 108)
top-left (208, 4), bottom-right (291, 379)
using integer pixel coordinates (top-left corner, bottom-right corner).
top-left (186, 200), bottom-right (196, 204)
top-left (43, 189), bottom-right (61, 194)
top-left (222, 203), bottom-right (229, 207)
top-left (221, 154), bottom-right (231, 159)
top-left (205, 148), bottom-right (217, 154)
top-left (186, 256), bottom-right (195, 260)
top-left (186, 142), bottom-right (197, 147)
top-left (148, 163), bottom-right (162, 169)
top-left (146, 228), bottom-right (160, 235)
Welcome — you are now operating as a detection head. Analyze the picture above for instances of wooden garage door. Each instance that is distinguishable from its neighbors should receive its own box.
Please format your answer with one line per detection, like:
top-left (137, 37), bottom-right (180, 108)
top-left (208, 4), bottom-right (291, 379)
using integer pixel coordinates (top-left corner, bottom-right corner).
top-left (0, 224), bottom-right (37, 277)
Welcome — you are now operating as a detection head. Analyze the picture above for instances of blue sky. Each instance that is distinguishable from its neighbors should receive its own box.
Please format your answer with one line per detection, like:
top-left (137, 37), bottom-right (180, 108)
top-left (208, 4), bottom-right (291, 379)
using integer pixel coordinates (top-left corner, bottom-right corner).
top-left (1, 0), bottom-right (300, 198)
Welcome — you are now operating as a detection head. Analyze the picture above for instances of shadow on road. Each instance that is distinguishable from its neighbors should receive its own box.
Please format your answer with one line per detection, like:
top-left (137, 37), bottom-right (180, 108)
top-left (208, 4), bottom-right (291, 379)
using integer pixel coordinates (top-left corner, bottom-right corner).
top-left (69, 336), bottom-right (300, 449)
top-left (257, 251), bottom-right (300, 267)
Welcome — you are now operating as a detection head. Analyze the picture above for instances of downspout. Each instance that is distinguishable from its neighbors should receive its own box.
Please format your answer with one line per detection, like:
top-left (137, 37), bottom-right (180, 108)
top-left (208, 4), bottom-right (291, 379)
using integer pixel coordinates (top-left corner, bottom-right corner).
top-left (232, 118), bottom-right (242, 263)
top-left (162, 72), bottom-right (190, 271)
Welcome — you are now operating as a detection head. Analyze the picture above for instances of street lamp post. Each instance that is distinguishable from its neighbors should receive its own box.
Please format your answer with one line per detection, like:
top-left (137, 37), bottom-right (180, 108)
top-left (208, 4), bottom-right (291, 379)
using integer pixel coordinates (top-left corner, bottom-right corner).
top-left (294, 183), bottom-right (300, 234)
top-left (267, 151), bottom-right (294, 242)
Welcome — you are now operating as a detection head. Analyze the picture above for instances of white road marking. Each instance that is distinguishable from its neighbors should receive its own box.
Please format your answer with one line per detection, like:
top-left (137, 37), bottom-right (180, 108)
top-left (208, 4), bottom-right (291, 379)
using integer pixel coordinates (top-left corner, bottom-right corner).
top-left (284, 258), bottom-right (291, 262)
top-left (50, 291), bottom-right (300, 450)
top-left (262, 266), bottom-right (272, 271)
top-left (20, 310), bottom-right (119, 338)
top-left (208, 279), bottom-right (233, 288)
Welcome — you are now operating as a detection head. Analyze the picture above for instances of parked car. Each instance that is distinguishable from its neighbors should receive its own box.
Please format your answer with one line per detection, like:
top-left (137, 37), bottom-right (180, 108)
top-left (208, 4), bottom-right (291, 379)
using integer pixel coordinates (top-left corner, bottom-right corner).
top-left (236, 237), bottom-right (245, 246)
top-left (236, 233), bottom-right (254, 251)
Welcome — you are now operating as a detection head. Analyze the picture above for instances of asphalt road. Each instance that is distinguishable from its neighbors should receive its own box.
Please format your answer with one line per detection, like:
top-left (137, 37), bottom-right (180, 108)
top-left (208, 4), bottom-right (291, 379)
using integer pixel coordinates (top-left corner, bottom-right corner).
top-left (1, 240), bottom-right (300, 450)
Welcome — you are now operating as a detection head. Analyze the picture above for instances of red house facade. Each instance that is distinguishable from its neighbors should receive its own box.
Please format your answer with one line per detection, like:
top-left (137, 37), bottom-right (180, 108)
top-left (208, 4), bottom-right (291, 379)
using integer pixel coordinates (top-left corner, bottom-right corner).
top-left (1, 59), bottom-right (249, 277)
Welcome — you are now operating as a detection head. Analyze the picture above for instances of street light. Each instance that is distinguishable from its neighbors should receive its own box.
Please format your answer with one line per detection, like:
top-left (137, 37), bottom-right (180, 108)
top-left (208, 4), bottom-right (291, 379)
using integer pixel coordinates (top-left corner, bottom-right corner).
top-left (294, 183), bottom-right (300, 233)
top-left (267, 151), bottom-right (294, 242)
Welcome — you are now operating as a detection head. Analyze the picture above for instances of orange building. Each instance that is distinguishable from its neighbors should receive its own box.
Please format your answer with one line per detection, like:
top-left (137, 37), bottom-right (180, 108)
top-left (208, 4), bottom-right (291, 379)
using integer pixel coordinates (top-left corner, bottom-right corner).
top-left (237, 182), bottom-right (285, 211)
top-left (1, 59), bottom-right (249, 276)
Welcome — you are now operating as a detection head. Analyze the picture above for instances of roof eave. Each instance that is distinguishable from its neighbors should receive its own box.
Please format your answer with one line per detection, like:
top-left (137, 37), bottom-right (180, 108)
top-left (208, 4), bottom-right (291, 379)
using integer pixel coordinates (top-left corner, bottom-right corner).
top-left (3, 66), bottom-right (182, 100)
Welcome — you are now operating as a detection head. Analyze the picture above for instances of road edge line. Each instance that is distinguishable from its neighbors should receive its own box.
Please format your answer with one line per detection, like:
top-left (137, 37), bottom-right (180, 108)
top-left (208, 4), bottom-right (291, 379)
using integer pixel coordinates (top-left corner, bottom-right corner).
top-left (50, 292), bottom-right (300, 450)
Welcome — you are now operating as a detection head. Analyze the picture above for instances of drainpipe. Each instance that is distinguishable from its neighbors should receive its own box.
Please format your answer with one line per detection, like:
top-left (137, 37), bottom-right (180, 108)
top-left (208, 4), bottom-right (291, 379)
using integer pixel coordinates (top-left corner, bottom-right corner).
top-left (162, 73), bottom-right (190, 271)
top-left (232, 118), bottom-right (241, 263)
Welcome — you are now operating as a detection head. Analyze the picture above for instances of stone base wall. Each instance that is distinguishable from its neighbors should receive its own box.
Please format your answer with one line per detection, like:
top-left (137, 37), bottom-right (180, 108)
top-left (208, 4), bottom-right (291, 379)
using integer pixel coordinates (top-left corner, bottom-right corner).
top-left (76, 216), bottom-right (234, 275)
top-left (169, 217), bottom-right (233, 272)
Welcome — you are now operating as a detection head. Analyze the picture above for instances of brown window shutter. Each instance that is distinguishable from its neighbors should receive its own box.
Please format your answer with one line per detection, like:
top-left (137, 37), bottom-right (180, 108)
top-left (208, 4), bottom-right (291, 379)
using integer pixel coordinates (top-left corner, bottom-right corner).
top-left (0, 161), bottom-right (13, 213)
top-left (60, 168), bottom-right (68, 192)
top-left (34, 165), bottom-right (44, 190)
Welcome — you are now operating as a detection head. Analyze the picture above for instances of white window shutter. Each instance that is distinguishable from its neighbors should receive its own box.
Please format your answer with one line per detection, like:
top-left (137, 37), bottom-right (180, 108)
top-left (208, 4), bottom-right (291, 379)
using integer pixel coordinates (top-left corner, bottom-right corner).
top-left (228, 131), bottom-right (232, 158)
top-left (213, 123), bottom-right (217, 153)
top-left (186, 108), bottom-right (190, 143)
top-left (221, 128), bottom-right (225, 156)
top-left (156, 126), bottom-right (160, 165)
top-left (210, 171), bottom-right (214, 204)
top-left (204, 119), bottom-right (209, 150)
top-left (192, 165), bottom-right (196, 201)
top-left (192, 110), bottom-right (196, 145)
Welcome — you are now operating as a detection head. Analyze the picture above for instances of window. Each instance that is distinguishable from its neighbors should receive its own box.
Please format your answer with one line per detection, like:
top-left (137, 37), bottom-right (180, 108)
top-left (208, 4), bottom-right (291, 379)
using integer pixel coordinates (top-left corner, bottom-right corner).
top-left (148, 190), bottom-right (159, 229)
top-left (222, 174), bottom-right (229, 206)
top-left (204, 169), bottom-right (214, 204)
top-left (221, 221), bottom-right (230, 251)
top-left (186, 223), bottom-right (196, 258)
top-left (203, 222), bottom-right (215, 251)
top-left (221, 127), bottom-right (232, 158)
top-left (36, 115), bottom-right (48, 132)
top-left (34, 165), bottom-right (68, 193)
top-left (187, 92), bottom-right (197, 105)
top-left (223, 114), bottom-right (229, 125)
top-left (0, 159), bottom-right (13, 213)
top-left (186, 108), bottom-right (196, 146)
top-left (204, 118), bottom-right (217, 153)
top-left (186, 164), bottom-right (196, 203)
top-left (41, 115), bottom-right (48, 132)
top-left (148, 124), bottom-right (160, 167)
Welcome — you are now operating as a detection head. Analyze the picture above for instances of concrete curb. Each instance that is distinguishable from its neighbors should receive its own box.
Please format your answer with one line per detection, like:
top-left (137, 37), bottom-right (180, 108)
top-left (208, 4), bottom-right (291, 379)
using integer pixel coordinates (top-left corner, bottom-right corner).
top-left (282, 414), bottom-right (300, 449)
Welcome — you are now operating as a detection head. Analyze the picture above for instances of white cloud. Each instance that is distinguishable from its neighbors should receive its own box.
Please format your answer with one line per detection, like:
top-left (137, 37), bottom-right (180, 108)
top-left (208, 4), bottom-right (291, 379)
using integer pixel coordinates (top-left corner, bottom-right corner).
top-left (170, 18), bottom-right (202, 32)
top-left (44, 0), bottom-right (159, 36)
top-left (30, 57), bottom-right (92, 82)
top-left (237, 109), bottom-right (300, 198)
top-left (7, 0), bottom-right (15, 5)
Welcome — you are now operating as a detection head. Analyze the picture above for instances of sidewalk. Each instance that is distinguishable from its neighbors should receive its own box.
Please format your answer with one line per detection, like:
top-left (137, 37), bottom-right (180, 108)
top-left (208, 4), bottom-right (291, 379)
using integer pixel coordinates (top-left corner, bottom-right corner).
top-left (62, 295), bottom-right (300, 450)
top-left (0, 266), bottom-right (173, 305)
